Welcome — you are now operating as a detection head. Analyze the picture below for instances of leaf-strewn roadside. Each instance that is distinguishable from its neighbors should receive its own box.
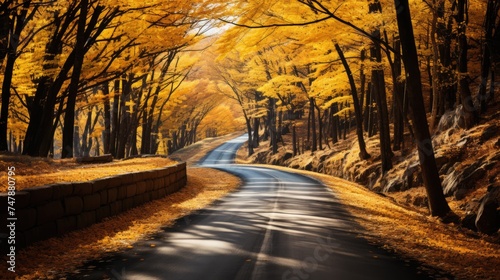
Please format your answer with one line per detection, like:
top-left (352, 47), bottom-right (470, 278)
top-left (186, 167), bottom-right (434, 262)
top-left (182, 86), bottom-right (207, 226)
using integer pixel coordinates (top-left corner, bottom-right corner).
top-left (253, 164), bottom-right (500, 280)
top-left (0, 134), bottom-right (242, 279)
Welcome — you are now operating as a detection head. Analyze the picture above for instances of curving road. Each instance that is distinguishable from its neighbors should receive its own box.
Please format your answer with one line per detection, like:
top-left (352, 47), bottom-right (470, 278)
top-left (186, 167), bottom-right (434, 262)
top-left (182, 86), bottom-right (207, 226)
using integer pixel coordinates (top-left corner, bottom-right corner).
top-left (69, 135), bottom-right (438, 280)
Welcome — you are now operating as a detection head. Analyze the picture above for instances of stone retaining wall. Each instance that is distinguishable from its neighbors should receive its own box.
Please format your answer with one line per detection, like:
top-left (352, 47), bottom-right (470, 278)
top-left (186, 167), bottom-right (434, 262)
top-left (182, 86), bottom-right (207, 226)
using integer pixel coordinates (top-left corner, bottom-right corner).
top-left (0, 162), bottom-right (187, 249)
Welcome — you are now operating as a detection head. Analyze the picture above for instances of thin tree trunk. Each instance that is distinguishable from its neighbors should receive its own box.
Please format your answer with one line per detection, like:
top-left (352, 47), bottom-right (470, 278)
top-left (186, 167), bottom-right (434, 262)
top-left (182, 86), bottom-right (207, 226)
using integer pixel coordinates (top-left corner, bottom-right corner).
top-left (110, 79), bottom-right (120, 156)
top-left (429, 5), bottom-right (441, 130)
top-left (269, 98), bottom-right (278, 154)
top-left (457, 0), bottom-right (477, 129)
top-left (102, 83), bottom-right (111, 154)
top-left (0, 1), bottom-right (31, 151)
top-left (477, 0), bottom-right (499, 113)
top-left (393, 0), bottom-right (452, 218)
top-left (371, 35), bottom-right (393, 172)
top-left (310, 98), bottom-right (317, 152)
top-left (393, 38), bottom-right (405, 151)
top-left (335, 43), bottom-right (370, 159)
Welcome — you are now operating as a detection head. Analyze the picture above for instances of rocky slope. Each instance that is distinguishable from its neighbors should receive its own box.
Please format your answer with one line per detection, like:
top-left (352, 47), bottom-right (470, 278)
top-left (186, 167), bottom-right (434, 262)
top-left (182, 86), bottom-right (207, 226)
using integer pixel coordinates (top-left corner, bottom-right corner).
top-left (242, 104), bottom-right (500, 238)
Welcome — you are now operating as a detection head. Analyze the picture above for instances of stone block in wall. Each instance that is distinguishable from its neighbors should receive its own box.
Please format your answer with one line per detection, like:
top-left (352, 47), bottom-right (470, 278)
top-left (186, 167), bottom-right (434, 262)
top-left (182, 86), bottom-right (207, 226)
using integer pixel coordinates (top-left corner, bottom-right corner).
top-left (96, 205), bottom-right (111, 222)
top-left (99, 190), bottom-right (108, 205)
top-left (142, 192), bottom-right (151, 203)
top-left (52, 183), bottom-right (74, 199)
top-left (136, 181), bottom-right (146, 195)
top-left (37, 201), bottom-right (64, 225)
top-left (57, 216), bottom-right (77, 235)
top-left (19, 192), bottom-right (31, 209)
top-left (122, 197), bottom-right (135, 211)
top-left (176, 171), bottom-right (186, 182)
top-left (92, 176), bottom-right (118, 193)
top-left (108, 188), bottom-right (118, 203)
top-left (73, 182), bottom-right (93, 196)
top-left (133, 194), bottom-right (145, 206)
top-left (160, 178), bottom-right (168, 190)
top-left (176, 163), bottom-right (186, 172)
top-left (24, 221), bottom-right (57, 246)
top-left (83, 193), bottom-right (101, 211)
top-left (158, 168), bottom-right (170, 178)
top-left (158, 188), bottom-right (166, 198)
top-left (144, 180), bottom-right (154, 192)
top-left (64, 196), bottom-right (84, 216)
top-left (117, 185), bottom-right (128, 200)
top-left (150, 169), bottom-right (160, 179)
top-left (152, 178), bottom-right (160, 190)
top-left (109, 201), bottom-right (122, 216)
top-left (167, 183), bottom-right (176, 195)
top-left (77, 211), bottom-right (96, 229)
top-left (150, 190), bottom-right (159, 200)
top-left (169, 173), bottom-right (176, 185)
top-left (135, 172), bottom-right (149, 182)
top-left (17, 208), bottom-right (37, 231)
top-left (26, 186), bottom-right (53, 206)
top-left (165, 173), bottom-right (176, 185)
top-left (136, 172), bottom-right (147, 182)
top-left (119, 173), bottom-right (135, 186)
top-left (126, 184), bottom-right (137, 198)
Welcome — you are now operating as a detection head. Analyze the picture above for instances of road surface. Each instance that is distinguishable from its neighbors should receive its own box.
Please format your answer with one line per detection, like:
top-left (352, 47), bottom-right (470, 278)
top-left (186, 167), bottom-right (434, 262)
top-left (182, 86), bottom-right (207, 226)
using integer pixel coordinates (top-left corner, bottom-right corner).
top-left (69, 135), bottom-right (438, 280)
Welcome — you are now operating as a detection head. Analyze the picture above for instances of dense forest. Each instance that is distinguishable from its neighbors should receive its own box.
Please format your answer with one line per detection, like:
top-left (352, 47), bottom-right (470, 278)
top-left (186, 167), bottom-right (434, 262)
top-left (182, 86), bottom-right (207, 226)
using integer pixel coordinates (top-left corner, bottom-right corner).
top-left (1, 0), bottom-right (499, 221)
top-left (212, 0), bottom-right (498, 220)
top-left (0, 0), bottom-right (241, 160)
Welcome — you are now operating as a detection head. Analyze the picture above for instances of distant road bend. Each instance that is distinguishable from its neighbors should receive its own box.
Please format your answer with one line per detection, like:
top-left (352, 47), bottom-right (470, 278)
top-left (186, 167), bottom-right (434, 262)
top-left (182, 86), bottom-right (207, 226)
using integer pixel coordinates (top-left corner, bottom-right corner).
top-left (71, 134), bottom-right (434, 280)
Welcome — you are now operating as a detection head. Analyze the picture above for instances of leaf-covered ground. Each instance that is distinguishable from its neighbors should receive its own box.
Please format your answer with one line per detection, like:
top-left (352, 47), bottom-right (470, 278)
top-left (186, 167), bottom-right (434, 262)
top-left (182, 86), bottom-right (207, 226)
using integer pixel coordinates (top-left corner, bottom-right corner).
top-left (0, 156), bottom-right (177, 192)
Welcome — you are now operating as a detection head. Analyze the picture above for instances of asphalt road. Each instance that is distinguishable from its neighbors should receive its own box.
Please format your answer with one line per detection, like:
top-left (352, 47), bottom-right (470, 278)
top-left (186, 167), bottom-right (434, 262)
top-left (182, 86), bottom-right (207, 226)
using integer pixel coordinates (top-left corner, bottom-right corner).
top-left (69, 135), bottom-right (437, 280)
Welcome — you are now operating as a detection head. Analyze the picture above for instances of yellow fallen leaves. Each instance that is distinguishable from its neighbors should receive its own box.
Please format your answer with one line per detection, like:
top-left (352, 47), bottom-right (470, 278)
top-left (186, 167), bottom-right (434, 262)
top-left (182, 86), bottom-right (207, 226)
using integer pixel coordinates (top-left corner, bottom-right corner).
top-left (0, 157), bottom-right (177, 192)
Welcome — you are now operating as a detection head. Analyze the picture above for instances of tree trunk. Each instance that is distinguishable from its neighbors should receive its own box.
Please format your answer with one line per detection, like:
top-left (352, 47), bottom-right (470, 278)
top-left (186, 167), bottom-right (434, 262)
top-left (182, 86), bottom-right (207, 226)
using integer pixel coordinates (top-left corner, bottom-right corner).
top-left (335, 43), bottom-right (370, 159)
top-left (0, 1), bottom-right (31, 151)
top-left (477, 0), bottom-right (499, 113)
top-left (392, 38), bottom-right (405, 151)
top-left (370, 34), bottom-right (393, 172)
top-left (457, 0), bottom-right (477, 129)
top-left (0, 49), bottom-right (15, 151)
top-left (246, 116), bottom-right (254, 156)
top-left (368, 0), bottom-right (393, 172)
top-left (73, 124), bottom-right (81, 158)
top-left (116, 75), bottom-right (131, 159)
top-left (309, 98), bottom-right (317, 152)
top-left (292, 124), bottom-right (297, 156)
top-left (393, 0), bottom-right (451, 217)
top-left (102, 83), bottom-right (111, 154)
top-left (252, 117), bottom-right (260, 148)
top-left (330, 103), bottom-right (339, 144)
top-left (62, 0), bottom-right (89, 158)
top-left (429, 5), bottom-right (441, 130)
top-left (110, 79), bottom-right (120, 156)
top-left (316, 104), bottom-right (323, 150)
top-left (269, 98), bottom-right (278, 154)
